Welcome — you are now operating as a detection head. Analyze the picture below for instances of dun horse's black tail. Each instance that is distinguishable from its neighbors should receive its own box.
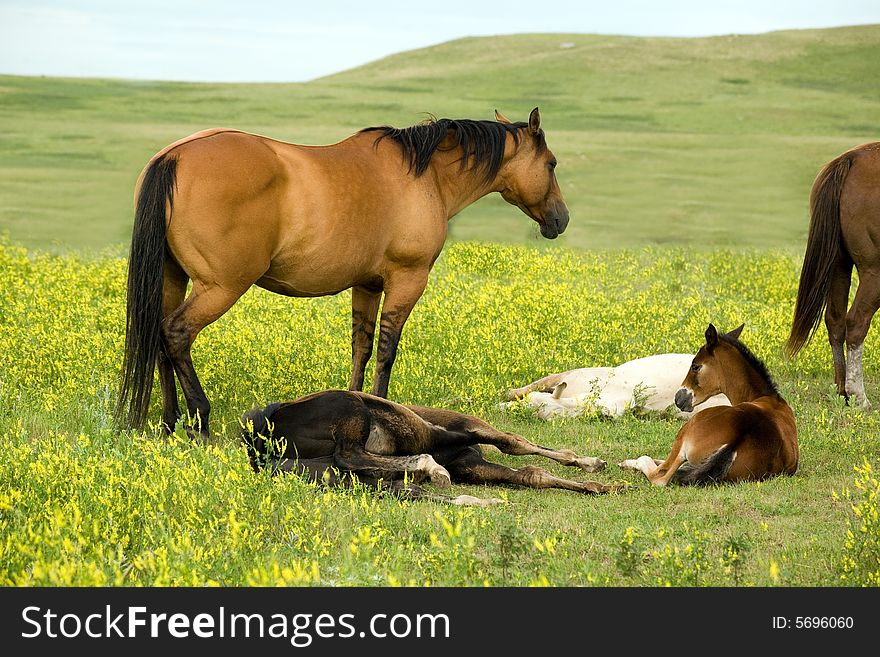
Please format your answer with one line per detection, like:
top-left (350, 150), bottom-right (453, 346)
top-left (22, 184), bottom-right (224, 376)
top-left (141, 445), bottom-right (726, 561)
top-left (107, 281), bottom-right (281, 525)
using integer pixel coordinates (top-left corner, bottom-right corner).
top-left (671, 444), bottom-right (736, 486)
top-left (786, 152), bottom-right (853, 358)
top-left (115, 155), bottom-right (178, 430)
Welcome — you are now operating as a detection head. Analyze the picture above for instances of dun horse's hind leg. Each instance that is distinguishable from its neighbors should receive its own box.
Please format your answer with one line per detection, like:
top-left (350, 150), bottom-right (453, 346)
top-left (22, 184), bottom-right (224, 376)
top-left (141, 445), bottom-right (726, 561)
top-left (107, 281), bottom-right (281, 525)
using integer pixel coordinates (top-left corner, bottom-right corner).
top-left (158, 261), bottom-right (189, 433)
top-left (162, 282), bottom-right (247, 439)
top-left (371, 270), bottom-right (430, 398)
top-left (845, 269), bottom-right (880, 407)
top-left (349, 286), bottom-right (382, 392)
top-left (825, 255), bottom-right (852, 399)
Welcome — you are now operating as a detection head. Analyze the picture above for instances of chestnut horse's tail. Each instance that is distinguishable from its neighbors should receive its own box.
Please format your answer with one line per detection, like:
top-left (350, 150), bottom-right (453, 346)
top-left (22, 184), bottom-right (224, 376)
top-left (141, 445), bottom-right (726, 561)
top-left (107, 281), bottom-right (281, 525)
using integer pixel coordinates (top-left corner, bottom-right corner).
top-left (672, 444), bottom-right (736, 486)
top-left (115, 155), bottom-right (178, 430)
top-left (786, 152), bottom-right (854, 357)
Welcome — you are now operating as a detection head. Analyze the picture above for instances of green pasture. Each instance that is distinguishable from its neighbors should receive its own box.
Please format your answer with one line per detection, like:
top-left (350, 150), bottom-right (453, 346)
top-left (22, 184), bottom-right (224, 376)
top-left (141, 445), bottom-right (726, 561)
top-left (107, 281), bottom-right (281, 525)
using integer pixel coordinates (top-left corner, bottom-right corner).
top-left (1, 26), bottom-right (879, 587)
top-left (1, 25), bottom-right (878, 252)
top-left (0, 240), bottom-right (878, 586)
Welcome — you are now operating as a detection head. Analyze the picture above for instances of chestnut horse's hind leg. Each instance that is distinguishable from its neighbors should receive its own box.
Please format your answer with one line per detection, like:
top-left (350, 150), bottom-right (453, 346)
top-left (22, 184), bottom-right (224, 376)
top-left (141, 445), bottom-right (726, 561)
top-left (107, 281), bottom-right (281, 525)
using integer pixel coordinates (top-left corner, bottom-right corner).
top-left (349, 285), bottom-right (382, 392)
top-left (824, 255), bottom-right (852, 400)
top-left (845, 269), bottom-right (880, 408)
top-left (162, 282), bottom-right (248, 439)
top-left (371, 270), bottom-right (430, 398)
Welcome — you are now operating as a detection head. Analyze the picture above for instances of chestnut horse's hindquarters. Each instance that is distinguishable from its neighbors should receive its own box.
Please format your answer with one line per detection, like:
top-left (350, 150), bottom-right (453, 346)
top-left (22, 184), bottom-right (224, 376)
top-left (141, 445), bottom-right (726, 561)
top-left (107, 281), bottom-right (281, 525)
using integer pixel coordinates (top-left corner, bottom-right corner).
top-left (787, 142), bottom-right (880, 407)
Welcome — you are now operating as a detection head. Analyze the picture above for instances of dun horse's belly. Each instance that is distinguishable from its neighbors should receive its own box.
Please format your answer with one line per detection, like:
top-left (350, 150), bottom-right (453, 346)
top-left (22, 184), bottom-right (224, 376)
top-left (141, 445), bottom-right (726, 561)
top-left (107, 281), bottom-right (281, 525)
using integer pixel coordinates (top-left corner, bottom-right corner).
top-left (256, 259), bottom-right (382, 297)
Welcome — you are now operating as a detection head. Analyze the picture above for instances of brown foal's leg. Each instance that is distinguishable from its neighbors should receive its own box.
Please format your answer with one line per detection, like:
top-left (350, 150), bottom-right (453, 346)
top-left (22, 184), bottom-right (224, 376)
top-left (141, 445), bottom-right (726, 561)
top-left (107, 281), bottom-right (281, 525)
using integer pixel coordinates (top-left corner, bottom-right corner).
top-left (619, 431), bottom-right (688, 486)
top-left (349, 285), bottom-right (382, 392)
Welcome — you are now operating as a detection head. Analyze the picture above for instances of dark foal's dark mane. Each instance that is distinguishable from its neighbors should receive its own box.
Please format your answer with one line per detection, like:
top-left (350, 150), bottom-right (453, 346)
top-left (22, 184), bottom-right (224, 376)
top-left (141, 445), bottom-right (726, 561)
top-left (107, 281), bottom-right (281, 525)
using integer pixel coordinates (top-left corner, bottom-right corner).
top-left (362, 118), bottom-right (547, 183)
top-left (721, 335), bottom-right (779, 395)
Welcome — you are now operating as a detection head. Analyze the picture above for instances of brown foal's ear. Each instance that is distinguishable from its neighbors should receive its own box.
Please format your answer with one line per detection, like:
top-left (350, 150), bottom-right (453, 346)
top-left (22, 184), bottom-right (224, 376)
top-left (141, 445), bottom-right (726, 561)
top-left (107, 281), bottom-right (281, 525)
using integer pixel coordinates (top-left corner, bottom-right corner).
top-left (494, 109), bottom-right (512, 124)
top-left (705, 323), bottom-right (719, 352)
top-left (725, 323), bottom-right (745, 341)
top-left (528, 107), bottom-right (541, 134)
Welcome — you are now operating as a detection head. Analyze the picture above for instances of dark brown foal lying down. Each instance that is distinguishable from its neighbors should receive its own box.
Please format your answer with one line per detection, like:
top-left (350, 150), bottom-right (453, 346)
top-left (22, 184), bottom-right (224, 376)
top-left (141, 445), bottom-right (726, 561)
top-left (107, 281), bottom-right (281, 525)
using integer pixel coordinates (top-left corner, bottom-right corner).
top-left (241, 390), bottom-right (621, 506)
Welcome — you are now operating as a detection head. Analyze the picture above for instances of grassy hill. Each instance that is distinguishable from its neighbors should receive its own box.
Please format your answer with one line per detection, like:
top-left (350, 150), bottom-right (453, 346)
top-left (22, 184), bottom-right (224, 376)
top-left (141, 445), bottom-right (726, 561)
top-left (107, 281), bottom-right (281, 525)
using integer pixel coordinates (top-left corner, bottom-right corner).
top-left (1, 25), bottom-right (878, 252)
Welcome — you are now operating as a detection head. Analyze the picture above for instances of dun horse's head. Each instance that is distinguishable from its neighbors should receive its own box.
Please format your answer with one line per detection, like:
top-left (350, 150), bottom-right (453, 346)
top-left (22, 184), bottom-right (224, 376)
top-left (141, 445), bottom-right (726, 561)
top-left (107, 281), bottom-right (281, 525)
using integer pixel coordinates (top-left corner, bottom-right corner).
top-left (675, 323), bottom-right (745, 412)
top-left (495, 108), bottom-right (569, 239)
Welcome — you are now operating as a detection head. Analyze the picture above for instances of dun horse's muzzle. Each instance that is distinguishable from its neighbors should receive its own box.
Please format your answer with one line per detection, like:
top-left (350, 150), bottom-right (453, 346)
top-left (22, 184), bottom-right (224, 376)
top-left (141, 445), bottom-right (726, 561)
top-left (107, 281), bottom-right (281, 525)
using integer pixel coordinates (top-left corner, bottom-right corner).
top-left (674, 388), bottom-right (694, 413)
top-left (539, 204), bottom-right (570, 239)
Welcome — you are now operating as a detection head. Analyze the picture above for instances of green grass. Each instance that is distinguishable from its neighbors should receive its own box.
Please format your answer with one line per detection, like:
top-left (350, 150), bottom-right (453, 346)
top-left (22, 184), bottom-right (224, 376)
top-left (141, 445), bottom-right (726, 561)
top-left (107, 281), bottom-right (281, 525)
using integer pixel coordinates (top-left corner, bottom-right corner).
top-left (1, 240), bottom-right (878, 586)
top-left (1, 25), bottom-right (878, 252)
top-left (2, 27), bottom-right (880, 587)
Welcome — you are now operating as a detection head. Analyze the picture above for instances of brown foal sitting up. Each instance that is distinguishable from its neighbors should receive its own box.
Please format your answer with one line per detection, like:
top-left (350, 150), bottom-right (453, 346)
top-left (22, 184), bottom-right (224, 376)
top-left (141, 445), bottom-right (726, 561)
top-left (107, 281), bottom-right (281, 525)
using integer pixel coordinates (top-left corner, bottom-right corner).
top-left (619, 324), bottom-right (799, 485)
top-left (241, 390), bottom-right (621, 506)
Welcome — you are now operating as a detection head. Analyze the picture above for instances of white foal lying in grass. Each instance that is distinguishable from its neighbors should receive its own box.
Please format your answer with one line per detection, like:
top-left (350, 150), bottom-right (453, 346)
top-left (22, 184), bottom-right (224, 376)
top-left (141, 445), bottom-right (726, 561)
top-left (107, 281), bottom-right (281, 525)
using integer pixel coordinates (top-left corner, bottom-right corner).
top-left (503, 353), bottom-right (730, 420)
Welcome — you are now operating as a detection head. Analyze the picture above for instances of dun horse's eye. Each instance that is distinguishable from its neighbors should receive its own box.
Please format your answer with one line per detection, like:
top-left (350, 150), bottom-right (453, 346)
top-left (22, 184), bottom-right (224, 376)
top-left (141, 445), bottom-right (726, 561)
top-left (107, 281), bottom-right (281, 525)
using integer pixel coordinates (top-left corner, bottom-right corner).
top-left (548, 160), bottom-right (557, 170)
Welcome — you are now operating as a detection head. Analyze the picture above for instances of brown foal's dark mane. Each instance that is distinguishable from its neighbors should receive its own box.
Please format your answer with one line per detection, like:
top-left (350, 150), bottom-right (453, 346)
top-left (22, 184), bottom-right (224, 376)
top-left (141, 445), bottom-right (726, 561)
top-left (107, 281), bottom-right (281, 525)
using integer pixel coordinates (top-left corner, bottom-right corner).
top-left (362, 118), bottom-right (546, 183)
top-left (720, 334), bottom-right (779, 395)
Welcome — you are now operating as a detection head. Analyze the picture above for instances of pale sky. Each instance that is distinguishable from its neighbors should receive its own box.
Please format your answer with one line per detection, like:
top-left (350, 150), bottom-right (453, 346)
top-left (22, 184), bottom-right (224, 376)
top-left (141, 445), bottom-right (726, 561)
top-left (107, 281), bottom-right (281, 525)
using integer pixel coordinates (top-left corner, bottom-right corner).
top-left (1, 0), bottom-right (878, 82)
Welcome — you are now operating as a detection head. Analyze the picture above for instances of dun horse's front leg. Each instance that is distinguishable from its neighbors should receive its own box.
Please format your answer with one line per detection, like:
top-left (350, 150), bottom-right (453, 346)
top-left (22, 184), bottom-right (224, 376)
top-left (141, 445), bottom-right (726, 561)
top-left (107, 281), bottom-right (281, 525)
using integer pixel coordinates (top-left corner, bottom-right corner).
top-left (349, 286), bottom-right (382, 392)
top-left (371, 270), bottom-right (430, 398)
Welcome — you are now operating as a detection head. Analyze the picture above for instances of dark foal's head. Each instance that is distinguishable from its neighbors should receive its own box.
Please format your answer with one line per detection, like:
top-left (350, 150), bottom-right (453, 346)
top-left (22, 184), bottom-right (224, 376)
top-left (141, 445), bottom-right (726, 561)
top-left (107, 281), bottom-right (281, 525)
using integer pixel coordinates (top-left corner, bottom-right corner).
top-left (495, 108), bottom-right (569, 239)
top-left (675, 323), bottom-right (745, 412)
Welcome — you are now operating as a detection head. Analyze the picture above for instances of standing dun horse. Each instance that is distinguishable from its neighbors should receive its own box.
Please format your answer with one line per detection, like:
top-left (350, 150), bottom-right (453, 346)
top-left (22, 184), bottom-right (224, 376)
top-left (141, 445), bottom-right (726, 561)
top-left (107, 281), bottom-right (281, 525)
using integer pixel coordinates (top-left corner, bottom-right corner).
top-left (787, 142), bottom-right (880, 408)
top-left (620, 324), bottom-right (798, 485)
top-left (117, 108), bottom-right (568, 437)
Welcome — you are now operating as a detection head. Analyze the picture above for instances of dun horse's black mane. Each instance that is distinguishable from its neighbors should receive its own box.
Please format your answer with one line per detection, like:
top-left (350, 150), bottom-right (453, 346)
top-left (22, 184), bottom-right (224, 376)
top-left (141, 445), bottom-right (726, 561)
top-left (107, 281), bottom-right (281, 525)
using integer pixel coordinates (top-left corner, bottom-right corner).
top-left (721, 335), bottom-right (780, 394)
top-left (362, 118), bottom-right (546, 182)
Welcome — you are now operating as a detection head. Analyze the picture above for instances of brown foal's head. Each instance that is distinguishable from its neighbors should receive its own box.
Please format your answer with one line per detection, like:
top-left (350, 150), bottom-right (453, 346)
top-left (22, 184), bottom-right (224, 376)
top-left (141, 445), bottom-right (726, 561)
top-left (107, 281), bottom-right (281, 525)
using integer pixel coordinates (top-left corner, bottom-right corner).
top-left (675, 323), bottom-right (745, 412)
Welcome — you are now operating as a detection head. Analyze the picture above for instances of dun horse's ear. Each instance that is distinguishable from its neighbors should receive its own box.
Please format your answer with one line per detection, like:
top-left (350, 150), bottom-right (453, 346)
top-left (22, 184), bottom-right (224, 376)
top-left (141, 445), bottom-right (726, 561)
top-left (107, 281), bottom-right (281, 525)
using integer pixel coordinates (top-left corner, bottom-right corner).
top-left (494, 109), bottom-right (512, 124)
top-left (528, 107), bottom-right (541, 134)
top-left (705, 323), bottom-right (719, 351)
top-left (726, 324), bottom-right (745, 341)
